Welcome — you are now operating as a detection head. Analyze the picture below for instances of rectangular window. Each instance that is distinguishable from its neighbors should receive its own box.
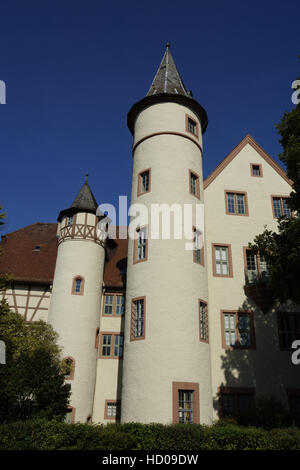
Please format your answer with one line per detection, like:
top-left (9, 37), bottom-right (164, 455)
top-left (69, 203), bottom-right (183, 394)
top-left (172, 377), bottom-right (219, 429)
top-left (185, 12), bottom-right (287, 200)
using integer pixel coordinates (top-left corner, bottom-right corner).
top-left (104, 295), bottom-right (114, 315)
top-left (250, 164), bottom-right (262, 177)
top-left (131, 297), bottom-right (146, 341)
top-left (134, 226), bottom-right (148, 264)
top-left (278, 313), bottom-right (300, 350)
top-left (272, 196), bottom-right (291, 219)
top-left (221, 311), bottom-right (255, 349)
top-left (172, 382), bottom-right (200, 424)
top-left (138, 169), bottom-right (151, 196)
top-left (104, 400), bottom-right (121, 421)
top-left (100, 333), bottom-right (124, 358)
top-left (189, 171), bottom-right (200, 198)
top-left (103, 293), bottom-right (125, 317)
top-left (225, 191), bottom-right (248, 216)
top-left (178, 390), bottom-right (193, 423)
top-left (199, 300), bottom-right (208, 342)
top-left (193, 228), bottom-right (204, 265)
top-left (212, 244), bottom-right (233, 277)
top-left (219, 388), bottom-right (255, 418)
top-left (185, 114), bottom-right (198, 138)
top-left (243, 248), bottom-right (268, 284)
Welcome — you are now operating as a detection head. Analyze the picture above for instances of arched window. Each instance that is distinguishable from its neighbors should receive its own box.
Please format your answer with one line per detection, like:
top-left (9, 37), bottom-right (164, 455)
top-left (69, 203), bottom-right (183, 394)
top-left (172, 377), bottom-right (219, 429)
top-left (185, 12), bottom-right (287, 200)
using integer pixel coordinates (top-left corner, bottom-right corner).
top-left (71, 276), bottom-right (85, 295)
top-left (62, 357), bottom-right (75, 380)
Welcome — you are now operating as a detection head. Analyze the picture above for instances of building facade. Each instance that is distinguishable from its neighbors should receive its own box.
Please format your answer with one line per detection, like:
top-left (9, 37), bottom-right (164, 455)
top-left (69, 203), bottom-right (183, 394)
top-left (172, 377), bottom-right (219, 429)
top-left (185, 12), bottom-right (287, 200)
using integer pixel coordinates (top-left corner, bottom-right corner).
top-left (0, 45), bottom-right (299, 425)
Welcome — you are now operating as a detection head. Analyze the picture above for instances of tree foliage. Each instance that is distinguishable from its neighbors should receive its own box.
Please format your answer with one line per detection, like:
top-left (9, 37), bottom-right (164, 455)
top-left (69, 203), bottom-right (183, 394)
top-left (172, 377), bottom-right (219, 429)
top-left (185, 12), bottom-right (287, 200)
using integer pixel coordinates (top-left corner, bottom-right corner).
top-left (0, 302), bottom-right (71, 423)
top-left (249, 87), bottom-right (300, 306)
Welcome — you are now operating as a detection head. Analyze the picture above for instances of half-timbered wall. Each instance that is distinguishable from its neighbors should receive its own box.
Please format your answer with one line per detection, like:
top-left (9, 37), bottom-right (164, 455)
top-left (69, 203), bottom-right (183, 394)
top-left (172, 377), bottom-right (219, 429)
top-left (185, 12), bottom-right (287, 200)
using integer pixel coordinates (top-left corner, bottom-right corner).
top-left (1, 283), bottom-right (51, 322)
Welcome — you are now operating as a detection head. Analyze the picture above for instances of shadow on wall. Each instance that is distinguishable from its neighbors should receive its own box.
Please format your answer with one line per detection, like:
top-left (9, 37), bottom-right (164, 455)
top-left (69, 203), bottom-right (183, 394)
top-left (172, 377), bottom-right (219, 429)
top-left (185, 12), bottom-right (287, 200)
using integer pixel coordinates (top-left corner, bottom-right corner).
top-left (213, 296), bottom-right (300, 420)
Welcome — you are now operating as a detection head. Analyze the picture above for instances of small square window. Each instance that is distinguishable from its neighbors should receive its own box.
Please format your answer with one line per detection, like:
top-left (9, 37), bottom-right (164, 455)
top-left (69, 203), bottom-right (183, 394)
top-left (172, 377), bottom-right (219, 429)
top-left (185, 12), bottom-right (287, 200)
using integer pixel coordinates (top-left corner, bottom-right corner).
top-left (251, 164), bottom-right (262, 177)
top-left (105, 400), bottom-right (121, 420)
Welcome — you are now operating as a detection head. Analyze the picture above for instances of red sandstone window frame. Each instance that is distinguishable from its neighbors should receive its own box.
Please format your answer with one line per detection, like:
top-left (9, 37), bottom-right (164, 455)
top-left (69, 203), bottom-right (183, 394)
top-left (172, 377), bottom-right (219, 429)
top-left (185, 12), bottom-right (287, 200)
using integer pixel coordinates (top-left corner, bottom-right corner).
top-left (220, 310), bottom-right (256, 350)
top-left (99, 332), bottom-right (124, 359)
top-left (250, 163), bottom-right (263, 177)
top-left (130, 296), bottom-right (146, 341)
top-left (199, 299), bottom-right (209, 343)
top-left (189, 170), bottom-right (200, 199)
top-left (185, 114), bottom-right (199, 139)
top-left (218, 387), bottom-right (255, 418)
top-left (224, 190), bottom-right (249, 216)
top-left (271, 195), bottom-right (292, 219)
top-left (242, 246), bottom-right (268, 284)
top-left (172, 382), bottom-right (200, 424)
top-left (212, 243), bottom-right (233, 278)
top-left (104, 399), bottom-right (121, 421)
top-left (137, 168), bottom-right (151, 197)
top-left (102, 293), bottom-right (125, 317)
top-left (193, 227), bottom-right (204, 266)
top-left (133, 226), bottom-right (148, 264)
top-left (71, 276), bottom-right (85, 295)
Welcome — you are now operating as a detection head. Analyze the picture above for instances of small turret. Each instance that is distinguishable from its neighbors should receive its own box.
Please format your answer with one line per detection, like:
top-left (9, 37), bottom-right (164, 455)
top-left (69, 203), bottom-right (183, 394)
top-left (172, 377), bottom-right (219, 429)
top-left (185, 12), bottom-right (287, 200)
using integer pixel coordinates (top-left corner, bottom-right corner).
top-left (48, 176), bottom-right (106, 423)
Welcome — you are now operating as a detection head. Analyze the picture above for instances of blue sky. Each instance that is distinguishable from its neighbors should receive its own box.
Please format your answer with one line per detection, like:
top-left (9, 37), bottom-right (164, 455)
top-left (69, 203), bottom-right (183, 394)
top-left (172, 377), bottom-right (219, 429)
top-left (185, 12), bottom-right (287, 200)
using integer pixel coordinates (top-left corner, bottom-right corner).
top-left (0, 0), bottom-right (299, 234)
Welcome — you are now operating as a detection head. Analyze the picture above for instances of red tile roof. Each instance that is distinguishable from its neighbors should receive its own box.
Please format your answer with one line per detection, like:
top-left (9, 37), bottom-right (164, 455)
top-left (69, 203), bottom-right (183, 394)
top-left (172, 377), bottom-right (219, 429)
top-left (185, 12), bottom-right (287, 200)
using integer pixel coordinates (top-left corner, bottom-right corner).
top-left (0, 223), bottom-right (128, 289)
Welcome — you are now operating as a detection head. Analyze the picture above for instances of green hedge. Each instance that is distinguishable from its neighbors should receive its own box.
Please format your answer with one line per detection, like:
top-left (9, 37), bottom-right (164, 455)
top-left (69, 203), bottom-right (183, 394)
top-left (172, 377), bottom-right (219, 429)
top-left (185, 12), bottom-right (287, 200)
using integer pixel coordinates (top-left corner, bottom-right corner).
top-left (0, 420), bottom-right (299, 450)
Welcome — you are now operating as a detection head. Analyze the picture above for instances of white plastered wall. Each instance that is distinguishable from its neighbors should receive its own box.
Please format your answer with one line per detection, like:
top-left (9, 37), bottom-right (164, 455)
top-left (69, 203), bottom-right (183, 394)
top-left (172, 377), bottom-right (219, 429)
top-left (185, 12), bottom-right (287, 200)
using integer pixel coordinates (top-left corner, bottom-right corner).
top-left (204, 142), bottom-right (299, 419)
top-left (48, 212), bottom-right (105, 423)
top-left (121, 102), bottom-right (213, 424)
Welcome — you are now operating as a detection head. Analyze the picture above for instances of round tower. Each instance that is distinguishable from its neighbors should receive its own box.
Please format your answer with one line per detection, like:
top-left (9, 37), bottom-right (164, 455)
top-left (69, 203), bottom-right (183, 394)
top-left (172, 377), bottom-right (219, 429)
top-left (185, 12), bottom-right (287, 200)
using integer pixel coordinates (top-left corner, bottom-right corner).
top-left (121, 44), bottom-right (213, 424)
top-left (48, 176), bottom-right (106, 423)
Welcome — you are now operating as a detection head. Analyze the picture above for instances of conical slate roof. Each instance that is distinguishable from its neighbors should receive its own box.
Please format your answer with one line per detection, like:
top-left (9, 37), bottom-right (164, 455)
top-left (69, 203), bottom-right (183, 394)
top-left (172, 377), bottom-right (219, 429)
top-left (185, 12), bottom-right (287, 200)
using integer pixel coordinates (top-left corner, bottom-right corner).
top-left (127, 44), bottom-right (208, 135)
top-left (57, 176), bottom-right (98, 222)
top-left (147, 43), bottom-right (190, 97)
top-left (71, 180), bottom-right (98, 212)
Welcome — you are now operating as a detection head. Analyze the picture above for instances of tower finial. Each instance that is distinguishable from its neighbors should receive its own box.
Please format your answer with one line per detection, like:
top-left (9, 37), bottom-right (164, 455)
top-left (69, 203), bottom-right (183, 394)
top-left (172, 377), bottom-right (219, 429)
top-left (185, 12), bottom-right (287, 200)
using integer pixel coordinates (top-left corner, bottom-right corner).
top-left (85, 172), bottom-right (89, 183)
top-left (166, 42), bottom-right (170, 50)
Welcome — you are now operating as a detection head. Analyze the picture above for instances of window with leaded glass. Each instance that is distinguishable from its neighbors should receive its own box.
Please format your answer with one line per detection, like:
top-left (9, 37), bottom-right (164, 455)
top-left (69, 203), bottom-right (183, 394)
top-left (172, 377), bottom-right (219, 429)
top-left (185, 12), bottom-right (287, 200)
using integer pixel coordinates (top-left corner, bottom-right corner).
top-left (131, 297), bottom-right (145, 341)
top-left (278, 313), bottom-right (300, 350)
top-left (225, 192), bottom-right (248, 215)
top-left (199, 301), bottom-right (208, 342)
top-left (272, 196), bottom-right (291, 219)
top-left (213, 245), bottom-right (232, 276)
top-left (178, 390), bottom-right (194, 423)
top-left (222, 311), bottom-right (255, 349)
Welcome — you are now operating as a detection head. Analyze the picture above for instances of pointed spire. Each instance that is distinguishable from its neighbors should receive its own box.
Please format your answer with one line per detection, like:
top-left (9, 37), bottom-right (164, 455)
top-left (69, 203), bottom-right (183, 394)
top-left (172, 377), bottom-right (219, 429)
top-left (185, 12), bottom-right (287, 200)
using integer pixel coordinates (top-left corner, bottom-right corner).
top-left (57, 176), bottom-right (98, 222)
top-left (147, 43), bottom-right (189, 97)
top-left (71, 176), bottom-right (98, 212)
